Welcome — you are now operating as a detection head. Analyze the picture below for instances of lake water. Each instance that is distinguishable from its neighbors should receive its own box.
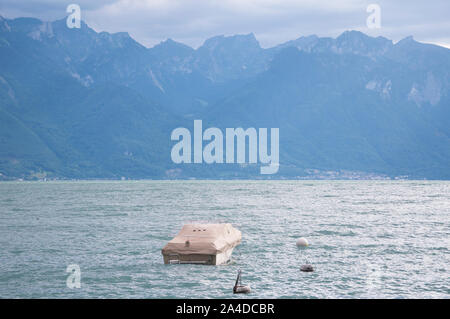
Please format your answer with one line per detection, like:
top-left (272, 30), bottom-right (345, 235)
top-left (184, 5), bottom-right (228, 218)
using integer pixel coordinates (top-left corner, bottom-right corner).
top-left (0, 180), bottom-right (449, 298)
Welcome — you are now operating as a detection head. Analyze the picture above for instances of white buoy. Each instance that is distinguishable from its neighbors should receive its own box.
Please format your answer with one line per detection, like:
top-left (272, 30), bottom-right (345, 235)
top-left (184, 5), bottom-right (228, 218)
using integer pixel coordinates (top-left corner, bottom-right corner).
top-left (296, 237), bottom-right (309, 247)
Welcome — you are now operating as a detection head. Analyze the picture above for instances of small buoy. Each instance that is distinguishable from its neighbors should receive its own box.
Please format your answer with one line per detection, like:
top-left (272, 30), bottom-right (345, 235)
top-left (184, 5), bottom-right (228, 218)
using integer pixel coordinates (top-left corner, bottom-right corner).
top-left (300, 264), bottom-right (314, 272)
top-left (296, 237), bottom-right (309, 247)
top-left (233, 270), bottom-right (251, 294)
top-left (234, 285), bottom-right (251, 294)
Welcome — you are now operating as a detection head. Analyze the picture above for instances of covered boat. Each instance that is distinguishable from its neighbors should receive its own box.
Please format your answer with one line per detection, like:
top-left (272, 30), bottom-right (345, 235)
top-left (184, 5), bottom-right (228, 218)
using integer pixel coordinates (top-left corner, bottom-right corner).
top-left (162, 223), bottom-right (241, 265)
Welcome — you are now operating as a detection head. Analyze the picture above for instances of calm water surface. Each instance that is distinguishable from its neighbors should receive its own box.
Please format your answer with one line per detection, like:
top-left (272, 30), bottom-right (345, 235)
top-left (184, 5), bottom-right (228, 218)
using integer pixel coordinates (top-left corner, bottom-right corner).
top-left (0, 180), bottom-right (449, 298)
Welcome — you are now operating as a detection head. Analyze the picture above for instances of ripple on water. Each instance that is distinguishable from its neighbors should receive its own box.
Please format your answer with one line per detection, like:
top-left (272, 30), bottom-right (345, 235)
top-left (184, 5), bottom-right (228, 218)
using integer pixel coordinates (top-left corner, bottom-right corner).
top-left (0, 180), bottom-right (448, 298)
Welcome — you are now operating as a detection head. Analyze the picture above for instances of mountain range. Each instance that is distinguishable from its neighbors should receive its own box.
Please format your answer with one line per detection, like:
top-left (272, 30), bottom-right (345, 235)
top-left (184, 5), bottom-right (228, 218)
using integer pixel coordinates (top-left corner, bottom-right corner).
top-left (0, 16), bottom-right (449, 180)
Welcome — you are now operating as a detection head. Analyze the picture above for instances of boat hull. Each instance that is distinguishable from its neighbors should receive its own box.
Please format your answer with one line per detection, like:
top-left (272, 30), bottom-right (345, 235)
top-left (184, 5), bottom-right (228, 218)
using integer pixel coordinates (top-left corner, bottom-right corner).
top-left (163, 247), bottom-right (235, 265)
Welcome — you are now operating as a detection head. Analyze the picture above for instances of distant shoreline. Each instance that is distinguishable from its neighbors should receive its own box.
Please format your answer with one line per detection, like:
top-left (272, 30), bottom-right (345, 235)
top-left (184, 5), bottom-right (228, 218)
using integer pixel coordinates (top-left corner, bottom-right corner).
top-left (2, 178), bottom-right (447, 182)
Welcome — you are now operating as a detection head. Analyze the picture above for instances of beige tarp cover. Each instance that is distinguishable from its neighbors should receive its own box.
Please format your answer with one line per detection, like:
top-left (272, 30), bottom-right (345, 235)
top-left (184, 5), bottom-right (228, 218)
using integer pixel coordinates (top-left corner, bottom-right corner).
top-left (162, 223), bottom-right (241, 255)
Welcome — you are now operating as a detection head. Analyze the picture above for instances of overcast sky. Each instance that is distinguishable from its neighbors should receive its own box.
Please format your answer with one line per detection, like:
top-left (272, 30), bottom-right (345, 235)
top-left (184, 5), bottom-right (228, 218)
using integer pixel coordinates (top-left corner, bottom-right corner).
top-left (0, 0), bottom-right (449, 49)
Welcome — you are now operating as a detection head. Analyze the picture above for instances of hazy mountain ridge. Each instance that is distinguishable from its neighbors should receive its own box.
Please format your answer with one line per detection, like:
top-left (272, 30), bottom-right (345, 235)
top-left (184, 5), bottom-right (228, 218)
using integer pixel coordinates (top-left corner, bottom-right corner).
top-left (0, 16), bottom-right (449, 179)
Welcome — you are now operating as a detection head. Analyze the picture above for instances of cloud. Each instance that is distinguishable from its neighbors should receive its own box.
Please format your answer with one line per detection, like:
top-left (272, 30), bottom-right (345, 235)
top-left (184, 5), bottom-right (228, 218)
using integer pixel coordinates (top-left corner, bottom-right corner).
top-left (0, 0), bottom-right (115, 18)
top-left (0, 0), bottom-right (449, 49)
